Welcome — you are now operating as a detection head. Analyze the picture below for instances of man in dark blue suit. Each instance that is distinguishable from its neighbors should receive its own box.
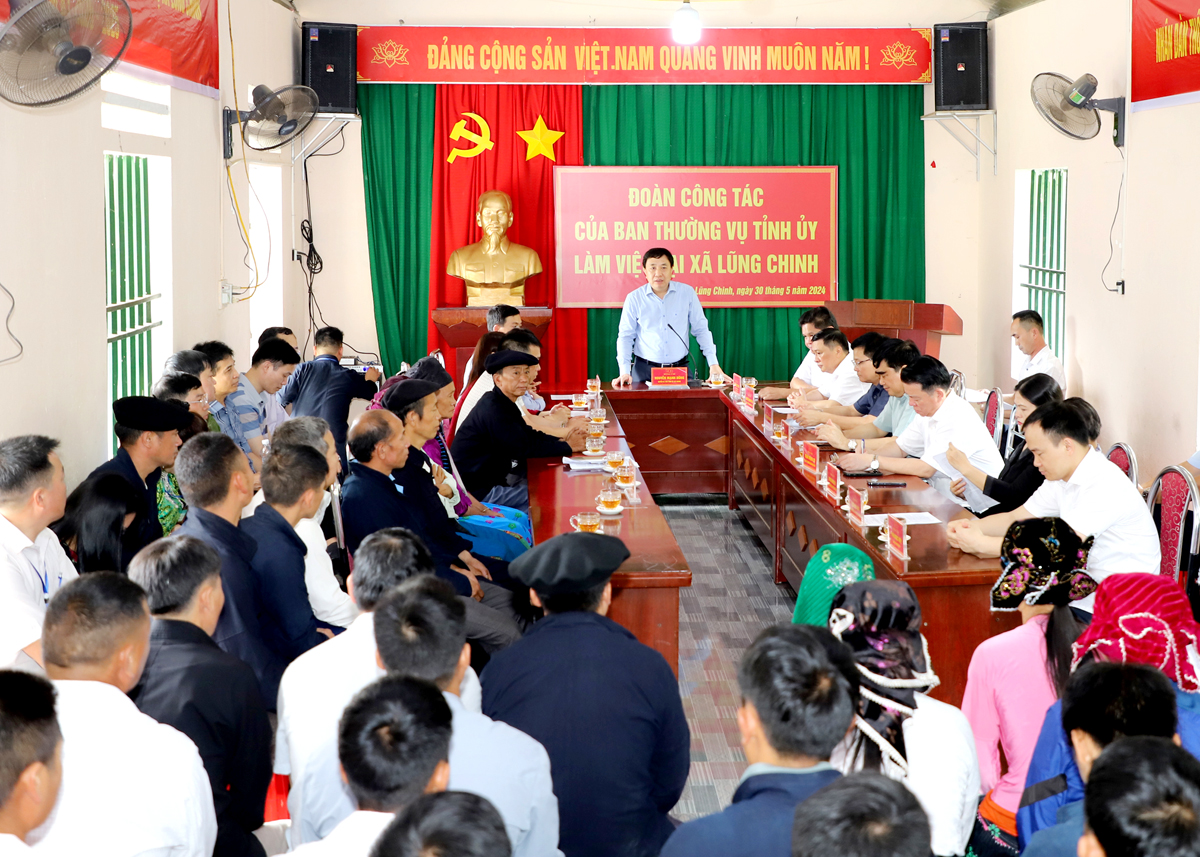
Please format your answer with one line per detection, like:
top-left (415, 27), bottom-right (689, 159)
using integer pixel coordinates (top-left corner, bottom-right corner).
top-left (481, 533), bottom-right (691, 857)
top-left (278, 326), bottom-right (380, 475)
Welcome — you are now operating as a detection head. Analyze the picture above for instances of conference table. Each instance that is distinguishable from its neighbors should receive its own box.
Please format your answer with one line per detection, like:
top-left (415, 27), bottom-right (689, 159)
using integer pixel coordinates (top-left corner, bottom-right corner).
top-left (527, 382), bottom-right (1018, 704)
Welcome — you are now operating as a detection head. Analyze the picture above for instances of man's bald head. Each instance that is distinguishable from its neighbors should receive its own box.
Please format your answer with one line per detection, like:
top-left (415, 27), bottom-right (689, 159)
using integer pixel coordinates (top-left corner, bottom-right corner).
top-left (348, 410), bottom-right (402, 464)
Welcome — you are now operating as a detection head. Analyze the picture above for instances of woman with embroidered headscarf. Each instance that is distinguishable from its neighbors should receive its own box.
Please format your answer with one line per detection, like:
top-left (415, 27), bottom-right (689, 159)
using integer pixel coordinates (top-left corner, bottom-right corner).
top-left (792, 543), bottom-right (875, 626)
top-left (827, 579), bottom-right (980, 856)
top-left (961, 517), bottom-right (1097, 856)
top-left (1015, 572), bottom-right (1200, 848)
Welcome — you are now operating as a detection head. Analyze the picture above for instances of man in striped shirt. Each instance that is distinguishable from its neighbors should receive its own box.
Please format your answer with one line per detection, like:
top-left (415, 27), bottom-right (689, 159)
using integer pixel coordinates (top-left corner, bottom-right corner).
top-left (225, 338), bottom-right (301, 467)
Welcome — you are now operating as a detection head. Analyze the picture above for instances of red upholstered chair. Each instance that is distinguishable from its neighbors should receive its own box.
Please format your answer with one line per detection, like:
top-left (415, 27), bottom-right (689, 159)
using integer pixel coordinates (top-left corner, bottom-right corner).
top-left (984, 388), bottom-right (1003, 449)
top-left (948, 369), bottom-right (965, 397)
top-left (1145, 465), bottom-right (1200, 584)
top-left (264, 774), bottom-right (289, 821)
top-left (1106, 442), bottom-right (1139, 487)
top-left (1004, 406), bottom-right (1020, 457)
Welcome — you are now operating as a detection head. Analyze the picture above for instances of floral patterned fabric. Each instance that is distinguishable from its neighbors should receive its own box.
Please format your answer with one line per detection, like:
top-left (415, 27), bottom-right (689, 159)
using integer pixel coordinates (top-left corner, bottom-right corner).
top-left (990, 517), bottom-right (1096, 611)
top-left (791, 543), bottom-right (875, 626)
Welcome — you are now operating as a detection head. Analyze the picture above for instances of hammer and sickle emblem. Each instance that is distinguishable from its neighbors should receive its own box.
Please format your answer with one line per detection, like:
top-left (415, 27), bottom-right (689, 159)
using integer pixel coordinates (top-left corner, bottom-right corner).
top-left (446, 112), bottom-right (494, 164)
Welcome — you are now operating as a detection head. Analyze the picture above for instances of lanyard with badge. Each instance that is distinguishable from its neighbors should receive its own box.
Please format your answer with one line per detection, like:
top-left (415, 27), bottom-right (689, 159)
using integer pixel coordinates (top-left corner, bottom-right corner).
top-left (29, 556), bottom-right (59, 604)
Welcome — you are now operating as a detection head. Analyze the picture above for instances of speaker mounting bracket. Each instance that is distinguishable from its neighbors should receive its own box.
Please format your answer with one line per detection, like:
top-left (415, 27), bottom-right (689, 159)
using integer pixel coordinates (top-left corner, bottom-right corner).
top-left (290, 113), bottom-right (359, 166)
top-left (921, 109), bottom-right (997, 181)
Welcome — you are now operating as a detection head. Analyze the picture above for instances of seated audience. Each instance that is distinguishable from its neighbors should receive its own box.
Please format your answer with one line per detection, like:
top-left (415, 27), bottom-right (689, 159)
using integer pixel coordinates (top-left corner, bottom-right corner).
top-left (1023, 662), bottom-right (1180, 857)
top-left (791, 544), bottom-right (874, 626)
top-left (791, 772), bottom-right (931, 857)
top-left (813, 339), bottom-right (922, 451)
top-left (461, 304), bottom-right (522, 388)
top-left (374, 576), bottom-right (560, 857)
top-left (833, 355), bottom-right (1003, 480)
top-left (947, 372), bottom-right (1062, 516)
top-left (482, 533), bottom-right (690, 857)
top-left (961, 518), bottom-right (1097, 856)
top-left (226, 338), bottom-right (302, 465)
top-left (289, 675), bottom-right (453, 856)
top-left (128, 535), bottom-right (273, 857)
top-left (51, 473), bottom-right (143, 573)
top-left (162, 349), bottom-right (219, 432)
top-left (342, 411), bottom-right (521, 653)
top-left (451, 332), bottom-right (506, 440)
top-left (1018, 572), bottom-right (1200, 845)
top-left (259, 326), bottom-right (298, 350)
top-left (87, 396), bottom-right (190, 569)
top-left (661, 624), bottom-right (854, 857)
top-left (30, 573), bottom-right (216, 856)
top-left (799, 329), bottom-right (871, 406)
top-left (151, 377), bottom-right (210, 533)
top-left (242, 445), bottom-right (330, 660)
top-left (458, 330), bottom-right (577, 436)
top-left (946, 400), bottom-right (1160, 614)
top-left (792, 332), bottom-right (887, 425)
top-left (196, 340), bottom-right (259, 472)
top-left (153, 372), bottom-right (211, 422)
top-left (257, 327), bottom-right (300, 433)
top-left (1082, 736), bottom-right (1200, 857)
top-left (0, 671), bottom-right (62, 850)
top-left (0, 436), bottom-right (74, 669)
top-left (370, 792), bottom-right (511, 857)
top-left (1011, 310), bottom-right (1066, 390)
top-left (175, 433), bottom-right (284, 708)
top-left (761, 306), bottom-right (838, 400)
top-left (279, 325), bottom-right (381, 475)
top-left (828, 580), bottom-right (979, 857)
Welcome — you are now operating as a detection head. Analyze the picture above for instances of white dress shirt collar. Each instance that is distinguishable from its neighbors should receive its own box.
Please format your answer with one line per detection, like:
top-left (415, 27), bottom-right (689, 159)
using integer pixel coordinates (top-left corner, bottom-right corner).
top-left (289, 810), bottom-right (394, 857)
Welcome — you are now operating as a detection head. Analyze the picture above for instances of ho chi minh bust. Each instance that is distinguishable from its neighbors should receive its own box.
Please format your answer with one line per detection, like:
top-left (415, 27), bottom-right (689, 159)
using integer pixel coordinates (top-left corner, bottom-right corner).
top-left (447, 190), bottom-right (543, 307)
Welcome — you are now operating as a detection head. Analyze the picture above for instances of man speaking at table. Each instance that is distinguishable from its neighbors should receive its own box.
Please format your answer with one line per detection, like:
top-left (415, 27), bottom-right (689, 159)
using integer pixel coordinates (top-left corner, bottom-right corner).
top-left (612, 248), bottom-right (724, 387)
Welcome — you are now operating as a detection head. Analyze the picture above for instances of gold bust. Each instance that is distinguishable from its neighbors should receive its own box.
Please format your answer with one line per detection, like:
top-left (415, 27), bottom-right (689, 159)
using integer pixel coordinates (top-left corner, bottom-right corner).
top-left (447, 190), bottom-right (543, 307)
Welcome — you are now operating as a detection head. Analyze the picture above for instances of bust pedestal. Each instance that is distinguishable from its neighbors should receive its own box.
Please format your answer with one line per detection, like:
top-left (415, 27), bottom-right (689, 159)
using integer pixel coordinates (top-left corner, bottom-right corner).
top-left (430, 306), bottom-right (553, 385)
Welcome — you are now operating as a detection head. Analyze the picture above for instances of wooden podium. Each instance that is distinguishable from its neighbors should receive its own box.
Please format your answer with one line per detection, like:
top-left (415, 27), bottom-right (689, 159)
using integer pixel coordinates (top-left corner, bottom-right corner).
top-left (823, 299), bottom-right (962, 359)
top-left (430, 307), bottom-right (552, 385)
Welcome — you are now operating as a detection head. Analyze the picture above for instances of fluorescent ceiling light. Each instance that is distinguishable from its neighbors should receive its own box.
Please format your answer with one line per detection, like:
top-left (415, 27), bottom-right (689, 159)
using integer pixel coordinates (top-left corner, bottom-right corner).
top-left (672, 1), bottom-right (701, 45)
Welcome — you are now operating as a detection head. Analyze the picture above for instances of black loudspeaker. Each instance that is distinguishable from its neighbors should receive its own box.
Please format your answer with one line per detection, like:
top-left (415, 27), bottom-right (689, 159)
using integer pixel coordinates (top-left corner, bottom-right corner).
top-left (934, 23), bottom-right (989, 111)
top-left (301, 22), bottom-right (357, 115)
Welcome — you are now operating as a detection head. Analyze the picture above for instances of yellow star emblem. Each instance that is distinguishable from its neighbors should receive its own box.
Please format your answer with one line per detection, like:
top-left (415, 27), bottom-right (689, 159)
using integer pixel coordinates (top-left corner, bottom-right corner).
top-left (516, 115), bottom-right (565, 162)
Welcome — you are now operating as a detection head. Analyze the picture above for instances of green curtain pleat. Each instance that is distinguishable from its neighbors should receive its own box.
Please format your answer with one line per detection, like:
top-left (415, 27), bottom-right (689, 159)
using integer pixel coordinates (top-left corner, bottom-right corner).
top-left (358, 84), bottom-right (437, 371)
top-left (582, 84), bottom-right (925, 380)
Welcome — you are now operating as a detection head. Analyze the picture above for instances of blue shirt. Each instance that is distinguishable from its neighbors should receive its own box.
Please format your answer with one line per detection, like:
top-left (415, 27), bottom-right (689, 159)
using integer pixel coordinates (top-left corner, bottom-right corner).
top-left (854, 384), bottom-right (889, 416)
top-left (616, 282), bottom-right (718, 371)
top-left (210, 399), bottom-right (256, 471)
top-left (225, 374), bottom-right (267, 440)
top-left (1022, 800), bottom-right (1084, 857)
top-left (278, 355), bottom-right (378, 473)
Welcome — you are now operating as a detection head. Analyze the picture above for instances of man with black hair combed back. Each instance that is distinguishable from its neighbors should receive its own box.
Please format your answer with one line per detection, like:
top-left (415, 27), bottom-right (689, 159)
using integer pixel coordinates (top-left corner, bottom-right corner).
top-left (128, 535), bottom-right (273, 857)
top-left (761, 306), bottom-right (839, 401)
top-left (661, 624), bottom-right (856, 857)
top-left (1012, 310), bottom-right (1066, 391)
top-left (791, 771), bottom-right (931, 857)
top-left (226, 337), bottom-right (302, 461)
top-left (286, 675), bottom-right (452, 857)
top-left (370, 792), bottom-right (511, 857)
top-left (33, 573), bottom-right (217, 856)
top-left (947, 398), bottom-right (1159, 614)
top-left (1081, 737), bottom-right (1200, 857)
top-left (0, 671), bottom-right (62, 847)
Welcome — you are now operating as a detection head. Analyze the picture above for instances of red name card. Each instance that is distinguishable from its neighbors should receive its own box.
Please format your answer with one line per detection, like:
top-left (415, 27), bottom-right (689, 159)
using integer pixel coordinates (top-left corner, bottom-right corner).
top-left (824, 462), bottom-right (841, 502)
top-left (886, 514), bottom-right (909, 560)
top-left (801, 441), bottom-right (819, 473)
top-left (732, 373), bottom-right (742, 398)
top-left (650, 367), bottom-right (688, 386)
top-left (846, 485), bottom-right (866, 526)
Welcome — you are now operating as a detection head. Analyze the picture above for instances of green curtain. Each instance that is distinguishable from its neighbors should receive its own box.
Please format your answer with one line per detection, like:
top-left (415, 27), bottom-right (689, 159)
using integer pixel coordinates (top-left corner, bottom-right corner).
top-left (359, 84), bottom-right (436, 371)
top-left (583, 84), bottom-right (925, 380)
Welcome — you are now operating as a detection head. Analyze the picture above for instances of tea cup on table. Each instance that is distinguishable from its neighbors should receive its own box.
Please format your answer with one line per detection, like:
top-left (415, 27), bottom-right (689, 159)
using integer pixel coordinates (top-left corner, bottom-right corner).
top-left (585, 436), bottom-right (606, 454)
top-left (772, 422), bottom-right (786, 441)
top-left (597, 488), bottom-right (623, 511)
top-left (572, 393), bottom-right (589, 409)
top-left (570, 512), bottom-right (601, 533)
top-left (587, 377), bottom-right (601, 393)
top-left (586, 422), bottom-right (606, 438)
top-left (616, 464), bottom-right (636, 488)
top-left (606, 450), bottom-right (626, 468)
top-left (589, 407), bottom-right (606, 424)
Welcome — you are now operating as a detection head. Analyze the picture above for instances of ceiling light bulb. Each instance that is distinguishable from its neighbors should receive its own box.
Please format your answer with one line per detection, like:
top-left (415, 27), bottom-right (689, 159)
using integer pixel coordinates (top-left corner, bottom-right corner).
top-left (672, 1), bottom-right (701, 45)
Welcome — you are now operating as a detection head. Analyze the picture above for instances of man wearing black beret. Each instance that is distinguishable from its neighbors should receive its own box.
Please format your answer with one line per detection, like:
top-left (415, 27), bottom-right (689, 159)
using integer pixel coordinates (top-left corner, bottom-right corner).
top-left (481, 532), bottom-right (691, 857)
top-left (451, 350), bottom-right (584, 513)
top-left (87, 396), bottom-right (192, 570)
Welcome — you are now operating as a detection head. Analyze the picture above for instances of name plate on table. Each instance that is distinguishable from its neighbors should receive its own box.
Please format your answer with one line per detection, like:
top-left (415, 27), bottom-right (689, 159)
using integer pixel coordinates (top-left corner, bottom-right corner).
top-left (650, 367), bottom-right (689, 387)
top-left (732, 373), bottom-right (743, 398)
top-left (800, 441), bottom-right (819, 473)
top-left (846, 485), bottom-right (866, 527)
top-left (824, 462), bottom-right (841, 502)
top-left (886, 514), bottom-right (910, 560)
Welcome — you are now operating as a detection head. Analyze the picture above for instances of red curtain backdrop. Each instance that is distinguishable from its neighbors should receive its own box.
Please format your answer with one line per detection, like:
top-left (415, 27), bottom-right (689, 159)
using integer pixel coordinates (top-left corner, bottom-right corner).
top-left (429, 84), bottom-right (587, 385)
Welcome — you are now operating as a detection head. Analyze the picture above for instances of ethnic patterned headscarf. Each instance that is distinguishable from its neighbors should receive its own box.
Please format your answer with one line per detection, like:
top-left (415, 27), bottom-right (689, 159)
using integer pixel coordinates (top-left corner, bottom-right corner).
top-left (792, 544), bottom-right (875, 626)
top-left (991, 517), bottom-right (1096, 611)
top-left (829, 580), bottom-right (939, 773)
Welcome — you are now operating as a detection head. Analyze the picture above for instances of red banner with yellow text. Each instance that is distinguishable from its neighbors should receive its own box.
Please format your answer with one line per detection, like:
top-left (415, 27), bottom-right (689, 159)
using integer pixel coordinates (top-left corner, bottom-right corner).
top-left (554, 166), bottom-right (837, 309)
top-left (1132, 0), bottom-right (1200, 109)
top-left (359, 26), bottom-right (931, 86)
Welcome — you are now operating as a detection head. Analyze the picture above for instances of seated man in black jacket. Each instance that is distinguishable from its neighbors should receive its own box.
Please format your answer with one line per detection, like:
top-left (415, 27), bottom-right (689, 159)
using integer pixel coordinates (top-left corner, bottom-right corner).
top-left (129, 535), bottom-right (273, 857)
top-left (341, 408), bottom-right (521, 653)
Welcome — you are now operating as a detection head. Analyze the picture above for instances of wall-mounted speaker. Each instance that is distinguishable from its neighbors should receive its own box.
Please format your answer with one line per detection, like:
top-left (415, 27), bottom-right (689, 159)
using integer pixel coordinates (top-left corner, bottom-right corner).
top-left (934, 23), bottom-right (989, 111)
top-left (301, 22), bottom-right (357, 115)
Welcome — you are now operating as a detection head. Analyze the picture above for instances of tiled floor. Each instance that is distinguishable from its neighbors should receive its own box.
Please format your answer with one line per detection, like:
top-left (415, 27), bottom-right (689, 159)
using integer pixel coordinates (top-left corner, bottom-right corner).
top-left (659, 496), bottom-right (797, 821)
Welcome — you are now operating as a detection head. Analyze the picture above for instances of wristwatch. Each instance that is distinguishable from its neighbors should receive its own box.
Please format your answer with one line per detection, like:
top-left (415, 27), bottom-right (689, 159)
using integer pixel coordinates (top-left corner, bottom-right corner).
top-left (870, 456), bottom-right (880, 471)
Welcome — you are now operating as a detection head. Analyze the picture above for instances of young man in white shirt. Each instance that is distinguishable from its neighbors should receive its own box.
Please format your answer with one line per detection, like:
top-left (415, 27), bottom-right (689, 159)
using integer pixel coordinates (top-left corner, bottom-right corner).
top-left (802, 329), bottom-right (872, 407)
top-left (761, 307), bottom-right (837, 401)
top-left (288, 675), bottom-right (452, 857)
top-left (1011, 310), bottom-right (1066, 391)
top-left (835, 356), bottom-right (1003, 479)
top-left (0, 671), bottom-right (62, 853)
top-left (948, 399), bottom-right (1159, 614)
top-left (29, 573), bottom-right (217, 857)
top-left (0, 436), bottom-right (74, 669)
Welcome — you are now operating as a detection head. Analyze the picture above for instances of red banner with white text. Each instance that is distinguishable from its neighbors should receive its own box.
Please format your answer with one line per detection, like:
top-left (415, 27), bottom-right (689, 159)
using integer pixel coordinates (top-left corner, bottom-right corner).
top-left (1132, 0), bottom-right (1200, 108)
top-left (359, 26), bottom-right (932, 86)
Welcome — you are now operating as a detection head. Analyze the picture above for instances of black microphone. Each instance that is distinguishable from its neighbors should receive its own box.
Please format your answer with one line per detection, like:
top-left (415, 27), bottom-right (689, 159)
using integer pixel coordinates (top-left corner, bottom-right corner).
top-left (666, 323), bottom-right (692, 371)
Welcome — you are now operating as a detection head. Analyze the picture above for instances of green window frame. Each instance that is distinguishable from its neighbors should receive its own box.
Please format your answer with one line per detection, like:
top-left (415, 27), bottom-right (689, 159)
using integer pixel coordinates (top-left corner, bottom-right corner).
top-left (1018, 169), bottom-right (1067, 359)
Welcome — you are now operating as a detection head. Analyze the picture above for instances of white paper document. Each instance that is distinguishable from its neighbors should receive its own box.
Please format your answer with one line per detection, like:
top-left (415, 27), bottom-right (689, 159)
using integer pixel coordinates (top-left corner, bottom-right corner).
top-left (562, 457), bottom-right (608, 471)
top-left (862, 512), bottom-right (943, 527)
top-left (771, 407), bottom-right (799, 414)
top-left (929, 453), bottom-right (1001, 513)
top-left (550, 395), bottom-right (576, 400)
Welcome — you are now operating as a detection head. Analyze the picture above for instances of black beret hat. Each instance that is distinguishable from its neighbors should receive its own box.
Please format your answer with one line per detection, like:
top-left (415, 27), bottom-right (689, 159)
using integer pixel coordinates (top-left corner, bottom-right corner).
top-left (112, 396), bottom-right (192, 432)
top-left (407, 356), bottom-right (453, 389)
top-left (509, 532), bottom-right (630, 594)
top-left (381, 379), bottom-right (441, 414)
top-left (485, 349), bottom-right (539, 374)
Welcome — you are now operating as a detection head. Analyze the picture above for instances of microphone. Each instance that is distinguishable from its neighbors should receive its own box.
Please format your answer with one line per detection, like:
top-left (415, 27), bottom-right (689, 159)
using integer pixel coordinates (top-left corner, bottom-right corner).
top-left (666, 323), bottom-right (692, 369)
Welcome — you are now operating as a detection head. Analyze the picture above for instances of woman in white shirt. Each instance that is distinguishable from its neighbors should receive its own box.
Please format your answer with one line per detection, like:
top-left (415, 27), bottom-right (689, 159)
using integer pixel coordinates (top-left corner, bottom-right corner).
top-left (827, 580), bottom-right (980, 857)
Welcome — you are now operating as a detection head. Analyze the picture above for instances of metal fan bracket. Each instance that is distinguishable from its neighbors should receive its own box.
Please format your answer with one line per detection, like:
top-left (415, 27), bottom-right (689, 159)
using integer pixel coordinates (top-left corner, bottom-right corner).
top-left (920, 109), bottom-right (998, 181)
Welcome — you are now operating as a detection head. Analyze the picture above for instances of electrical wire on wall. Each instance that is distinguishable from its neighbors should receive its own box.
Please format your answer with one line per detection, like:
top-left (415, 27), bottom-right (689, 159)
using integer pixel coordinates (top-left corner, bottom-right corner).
top-left (1100, 147), bottom-right (1127, 294)
top-left (0, 280), bottom-right (24, 366)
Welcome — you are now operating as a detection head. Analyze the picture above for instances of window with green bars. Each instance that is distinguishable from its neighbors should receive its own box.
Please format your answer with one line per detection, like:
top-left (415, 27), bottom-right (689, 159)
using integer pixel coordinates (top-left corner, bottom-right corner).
top-left (1016, 169), bottom-right (1067, 360)
top-left (105, 153), bottom-right (162, 454)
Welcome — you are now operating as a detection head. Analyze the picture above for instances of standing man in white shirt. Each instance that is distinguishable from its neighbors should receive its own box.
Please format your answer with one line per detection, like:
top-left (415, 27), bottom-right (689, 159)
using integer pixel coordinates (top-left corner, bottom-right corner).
top-left (802, 329), bottom-right (871, 407)
top-left (0, 671), bottom-right (63, 852)
top-left (613, 249), bottom-right (723, 386)
top-left (29, 572), bottom-right (217, 857)
top-left (947, 399), bottom-right (1160, 614)
top-left (0, 436), bottom-right (75, 669)
top-left (762, 306), bottom-right (838, 400)
top-left (835, 356), bottom-right (1003, 479)
top-left (1011, 310), bottom-right (1066, 391)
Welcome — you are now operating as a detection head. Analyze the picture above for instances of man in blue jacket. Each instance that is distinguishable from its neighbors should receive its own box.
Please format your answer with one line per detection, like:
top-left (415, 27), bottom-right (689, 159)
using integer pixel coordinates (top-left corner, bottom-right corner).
top-left (661, 624), bottom-right (856, 857)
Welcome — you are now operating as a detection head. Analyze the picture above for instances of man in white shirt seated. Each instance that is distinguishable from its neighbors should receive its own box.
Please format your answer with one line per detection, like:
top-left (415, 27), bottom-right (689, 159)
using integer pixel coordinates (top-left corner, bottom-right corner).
top-left (808, 340), bottom-right (922, 453)
top-left (790, 332), bottom-right (888, 427)
top-left (835, 355), bottom-right (1003, 479)
top-left (289, 675), bottom-right (452, 856)
top-left (1011, 310), bottom-right (1066, 391)
top-left (800, 329), bottom-right (871, 407)
top-left (370, 792), bottom-right (511, 857)
top-left (29, 573), bottom-right (217, 856)
top-left (374, 576), bottom-right (562, 857)
top-left (0, 671), bottom-right (63, 852)
top-left (948, 399), bottom-right (1160, 615)
top-left (0, 435), bottom-right (75, 670)
top-left (761, 307), bottom-right (837, 401)
top-left (275, 528), bottom-right (482, 848)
